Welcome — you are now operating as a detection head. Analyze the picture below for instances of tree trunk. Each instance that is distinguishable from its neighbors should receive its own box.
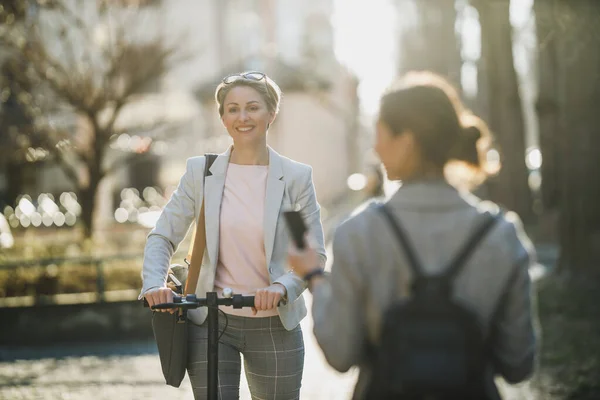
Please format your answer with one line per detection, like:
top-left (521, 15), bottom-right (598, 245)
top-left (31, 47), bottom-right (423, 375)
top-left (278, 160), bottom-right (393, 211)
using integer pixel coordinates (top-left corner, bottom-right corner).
top-left (79, 166), bottom-right (101, 240)
top-left (397, 0), bottom-right (462, 88)
top-left (546, 0), bottom-right (600, 271)
top-left (79, 186), bottom-right (95, 240)
top-left (6, 162), bottom-right (26, 206)
top-left (534, 0), bottom-right (560, 211)
top-left (475, 0), bottom-right (533, 222)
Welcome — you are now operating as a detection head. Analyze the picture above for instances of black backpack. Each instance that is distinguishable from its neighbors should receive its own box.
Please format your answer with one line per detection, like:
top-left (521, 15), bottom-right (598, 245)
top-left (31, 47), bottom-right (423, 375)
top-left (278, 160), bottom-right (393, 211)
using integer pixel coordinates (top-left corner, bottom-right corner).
top-left (366, 204), bottom-right (500, 400)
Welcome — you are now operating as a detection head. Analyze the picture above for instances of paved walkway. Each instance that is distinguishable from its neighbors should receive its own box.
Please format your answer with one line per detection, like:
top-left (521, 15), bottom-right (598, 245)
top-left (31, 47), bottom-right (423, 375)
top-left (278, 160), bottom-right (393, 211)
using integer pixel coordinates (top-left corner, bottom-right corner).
top-left (0, 291), bottom-right (358, 400)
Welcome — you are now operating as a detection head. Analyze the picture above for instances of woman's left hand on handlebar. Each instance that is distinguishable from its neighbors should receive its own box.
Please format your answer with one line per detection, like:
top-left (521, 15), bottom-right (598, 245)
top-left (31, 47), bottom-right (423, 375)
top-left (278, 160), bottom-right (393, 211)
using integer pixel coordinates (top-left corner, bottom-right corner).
top-left (252, 283), bottom-right (287, 315)
top-left (144, 287), bottom-right (177, 314)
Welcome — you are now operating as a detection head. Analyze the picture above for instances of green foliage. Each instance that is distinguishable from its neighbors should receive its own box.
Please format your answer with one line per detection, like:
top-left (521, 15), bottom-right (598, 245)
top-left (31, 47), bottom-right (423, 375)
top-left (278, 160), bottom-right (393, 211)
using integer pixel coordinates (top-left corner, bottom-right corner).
top-left (0, 226), bottom-right (149, 298)
top-left (0, 262), bottom-right (142, 298)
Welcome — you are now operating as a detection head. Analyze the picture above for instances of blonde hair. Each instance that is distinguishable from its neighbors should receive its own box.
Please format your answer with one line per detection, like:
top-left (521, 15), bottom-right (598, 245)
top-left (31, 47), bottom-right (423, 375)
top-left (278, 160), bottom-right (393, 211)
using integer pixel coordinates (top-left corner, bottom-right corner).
top-left (215, 72), bottom-right (282, 116)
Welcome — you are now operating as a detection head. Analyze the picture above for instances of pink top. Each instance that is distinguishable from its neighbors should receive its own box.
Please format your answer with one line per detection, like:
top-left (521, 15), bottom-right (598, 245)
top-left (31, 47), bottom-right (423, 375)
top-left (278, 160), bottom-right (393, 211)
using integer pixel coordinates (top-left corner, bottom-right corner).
top-left (213, 163), bottom-right (278, 317)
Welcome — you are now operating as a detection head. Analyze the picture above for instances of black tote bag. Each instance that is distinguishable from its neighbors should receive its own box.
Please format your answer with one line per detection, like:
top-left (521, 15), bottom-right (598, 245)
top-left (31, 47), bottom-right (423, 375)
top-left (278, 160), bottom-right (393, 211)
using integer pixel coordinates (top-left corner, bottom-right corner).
top-left (149, 153), bottom-right (216, 387)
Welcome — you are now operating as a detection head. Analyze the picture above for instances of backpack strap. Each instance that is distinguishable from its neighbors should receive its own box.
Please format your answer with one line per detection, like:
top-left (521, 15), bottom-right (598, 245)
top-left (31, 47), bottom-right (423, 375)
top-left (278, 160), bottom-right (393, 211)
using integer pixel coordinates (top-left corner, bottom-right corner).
top-left (376, 203), bottom-right (426, 278)
top-left (377, 204), bottom-right (500, 282)
top-left (441, 211), bottom-right (499, 281)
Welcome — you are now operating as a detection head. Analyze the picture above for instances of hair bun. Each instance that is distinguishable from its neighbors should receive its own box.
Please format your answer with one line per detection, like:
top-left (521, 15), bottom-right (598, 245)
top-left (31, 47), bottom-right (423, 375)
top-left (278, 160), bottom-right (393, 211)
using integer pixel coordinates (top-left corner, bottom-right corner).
top-left (462, 125), bottom-right (482, 142)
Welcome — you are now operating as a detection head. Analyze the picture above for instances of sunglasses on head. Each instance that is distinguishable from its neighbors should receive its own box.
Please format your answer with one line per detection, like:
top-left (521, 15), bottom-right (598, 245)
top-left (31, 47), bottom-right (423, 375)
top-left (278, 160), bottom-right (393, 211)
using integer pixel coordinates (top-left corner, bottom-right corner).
top-left (222, 71), bottom-right (267, 84)
top-left (220, 71), bottom-right (272, 103)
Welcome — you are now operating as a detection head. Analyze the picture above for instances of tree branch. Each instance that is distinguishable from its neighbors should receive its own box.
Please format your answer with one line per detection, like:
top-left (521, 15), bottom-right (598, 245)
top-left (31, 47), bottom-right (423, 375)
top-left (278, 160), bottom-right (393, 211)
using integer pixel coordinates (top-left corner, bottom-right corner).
top-left (103, 98), bottom-right (128, 135)
top-left (53, 150), bottom-right (81, 188)
top-left (20, 37), bottom-right (93, 113)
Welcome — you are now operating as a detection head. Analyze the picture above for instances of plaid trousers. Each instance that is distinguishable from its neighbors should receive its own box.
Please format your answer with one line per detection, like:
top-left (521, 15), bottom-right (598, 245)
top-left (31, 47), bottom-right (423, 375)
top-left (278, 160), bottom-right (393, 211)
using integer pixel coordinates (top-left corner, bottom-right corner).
top-left (187, 313), bottom-right (304, 400)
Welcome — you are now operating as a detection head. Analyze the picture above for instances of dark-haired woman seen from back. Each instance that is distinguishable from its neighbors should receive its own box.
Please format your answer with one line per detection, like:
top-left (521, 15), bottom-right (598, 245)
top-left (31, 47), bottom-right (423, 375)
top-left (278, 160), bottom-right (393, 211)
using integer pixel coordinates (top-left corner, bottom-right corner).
top-left (288, 71), bottom-right (538, 399)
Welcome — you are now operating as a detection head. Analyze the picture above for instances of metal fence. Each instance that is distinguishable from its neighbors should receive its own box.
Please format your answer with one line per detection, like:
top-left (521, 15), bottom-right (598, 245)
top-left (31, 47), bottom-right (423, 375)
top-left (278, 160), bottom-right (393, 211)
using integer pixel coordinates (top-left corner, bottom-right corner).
top-left (0, 253), bottom-right (144, 306)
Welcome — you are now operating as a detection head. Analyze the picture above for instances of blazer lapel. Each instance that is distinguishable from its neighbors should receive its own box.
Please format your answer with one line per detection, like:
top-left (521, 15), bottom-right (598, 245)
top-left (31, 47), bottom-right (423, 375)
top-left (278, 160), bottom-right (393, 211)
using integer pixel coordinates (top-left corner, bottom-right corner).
top-left (264, 147), bottom-right (285, 268)
top-left (204, 148), bottom-right (231, 268)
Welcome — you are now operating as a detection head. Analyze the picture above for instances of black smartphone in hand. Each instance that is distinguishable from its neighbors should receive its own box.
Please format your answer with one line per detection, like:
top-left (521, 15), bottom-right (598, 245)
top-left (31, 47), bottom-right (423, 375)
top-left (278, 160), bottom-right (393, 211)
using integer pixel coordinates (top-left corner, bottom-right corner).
top-left (283, 210), bottom-right (307, 250)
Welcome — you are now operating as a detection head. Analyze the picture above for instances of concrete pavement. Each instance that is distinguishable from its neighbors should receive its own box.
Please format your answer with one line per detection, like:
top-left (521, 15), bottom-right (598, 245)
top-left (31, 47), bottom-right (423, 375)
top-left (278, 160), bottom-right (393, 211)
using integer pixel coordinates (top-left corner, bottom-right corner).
top-left (0, 295), bottom-right (358, 400)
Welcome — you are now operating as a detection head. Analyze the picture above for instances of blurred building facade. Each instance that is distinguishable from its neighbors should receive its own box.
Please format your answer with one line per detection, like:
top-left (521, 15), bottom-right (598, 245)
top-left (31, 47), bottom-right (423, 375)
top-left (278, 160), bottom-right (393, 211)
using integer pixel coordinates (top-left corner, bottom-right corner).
top-left (0, 0), bottom-right (363, 231)
top-left (155, 0), bottom-right (362, 206)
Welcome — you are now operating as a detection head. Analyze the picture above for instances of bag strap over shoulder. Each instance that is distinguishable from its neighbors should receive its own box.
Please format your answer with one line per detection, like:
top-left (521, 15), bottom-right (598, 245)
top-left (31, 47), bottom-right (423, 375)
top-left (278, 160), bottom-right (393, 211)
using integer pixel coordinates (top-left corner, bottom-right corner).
top-left (376, 203), bottom-right (499, 282)
top-left (442, 211), bottom-right (499, 281)
top-left (377, 203), bottom-right (426, 278)
top-left (183, 153), bottom-right (218, 296)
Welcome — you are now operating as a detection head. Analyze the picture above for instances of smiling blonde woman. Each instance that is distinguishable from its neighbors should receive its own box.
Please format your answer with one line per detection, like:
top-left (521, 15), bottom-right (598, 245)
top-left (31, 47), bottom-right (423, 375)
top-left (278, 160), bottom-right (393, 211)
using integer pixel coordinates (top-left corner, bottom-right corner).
top-left (141, 72), bottom-right (326, 400)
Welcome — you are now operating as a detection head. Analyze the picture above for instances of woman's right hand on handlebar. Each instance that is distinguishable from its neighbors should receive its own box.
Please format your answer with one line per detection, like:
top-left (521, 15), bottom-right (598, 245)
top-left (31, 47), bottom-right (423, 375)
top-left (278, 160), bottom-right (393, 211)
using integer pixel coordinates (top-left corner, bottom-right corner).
top-left (144, 287), bottom-right (177, 313)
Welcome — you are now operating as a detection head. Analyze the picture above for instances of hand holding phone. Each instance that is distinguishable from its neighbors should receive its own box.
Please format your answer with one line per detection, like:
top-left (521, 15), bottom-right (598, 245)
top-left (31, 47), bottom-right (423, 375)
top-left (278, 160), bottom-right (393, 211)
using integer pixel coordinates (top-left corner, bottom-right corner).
top-left (283, 210), bottom-right (307, 250)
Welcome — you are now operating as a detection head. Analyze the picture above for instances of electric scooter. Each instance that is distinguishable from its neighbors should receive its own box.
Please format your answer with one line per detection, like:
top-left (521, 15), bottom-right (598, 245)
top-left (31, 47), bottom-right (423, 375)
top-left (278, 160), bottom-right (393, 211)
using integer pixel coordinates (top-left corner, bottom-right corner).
top-left (150, 288), bottom-right (258, 400)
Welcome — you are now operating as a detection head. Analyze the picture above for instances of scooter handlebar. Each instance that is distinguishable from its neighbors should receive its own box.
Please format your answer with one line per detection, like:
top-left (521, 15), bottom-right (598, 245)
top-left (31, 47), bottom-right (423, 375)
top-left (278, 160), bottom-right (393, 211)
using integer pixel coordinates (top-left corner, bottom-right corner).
top-left (144, 292), bottom-right (284, 310)
top-left (145, 293), bottom-right (264, 311)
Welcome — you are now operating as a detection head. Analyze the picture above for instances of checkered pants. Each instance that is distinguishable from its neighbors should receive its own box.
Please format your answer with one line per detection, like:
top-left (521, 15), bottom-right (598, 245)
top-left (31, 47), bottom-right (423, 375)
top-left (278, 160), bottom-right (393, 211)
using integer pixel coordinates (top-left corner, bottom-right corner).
top-left (187, 313), bottom-right (304, 400)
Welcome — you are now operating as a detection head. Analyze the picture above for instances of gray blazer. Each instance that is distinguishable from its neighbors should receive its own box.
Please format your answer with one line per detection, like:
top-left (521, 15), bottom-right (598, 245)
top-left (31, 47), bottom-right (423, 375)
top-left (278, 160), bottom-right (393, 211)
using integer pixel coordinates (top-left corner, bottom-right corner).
top-left (311, 180), bottom-right (538, 399)
top-left (141, 146), bottom-right (326, 330)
